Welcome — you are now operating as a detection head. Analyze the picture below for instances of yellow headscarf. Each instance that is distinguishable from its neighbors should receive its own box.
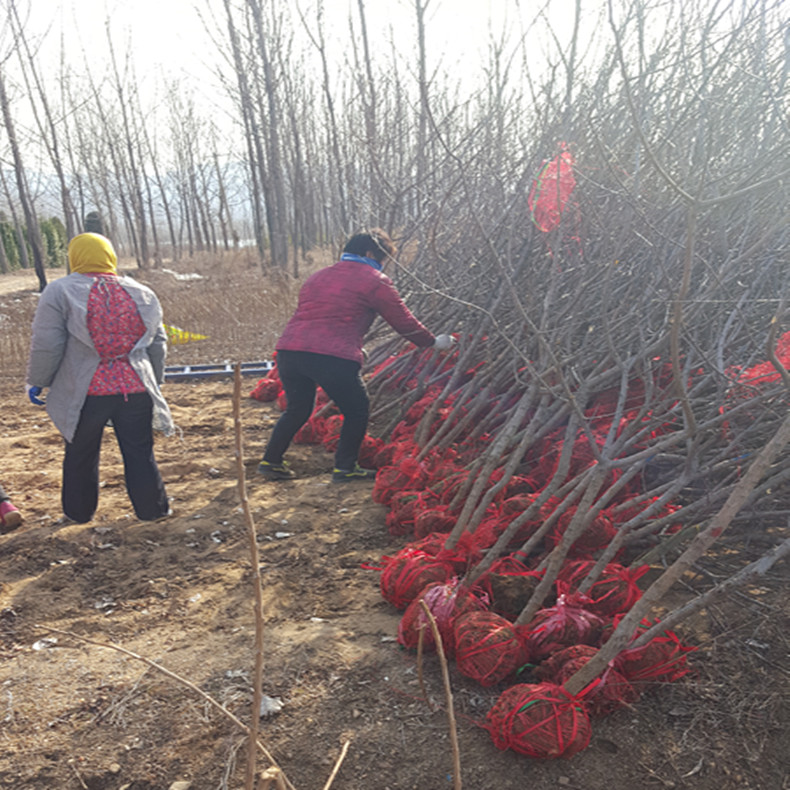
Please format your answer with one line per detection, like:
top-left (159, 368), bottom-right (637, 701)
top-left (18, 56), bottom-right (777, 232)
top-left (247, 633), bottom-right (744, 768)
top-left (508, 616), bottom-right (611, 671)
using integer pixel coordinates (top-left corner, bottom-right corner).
top-left (68, 233), bottom-right (118, 275)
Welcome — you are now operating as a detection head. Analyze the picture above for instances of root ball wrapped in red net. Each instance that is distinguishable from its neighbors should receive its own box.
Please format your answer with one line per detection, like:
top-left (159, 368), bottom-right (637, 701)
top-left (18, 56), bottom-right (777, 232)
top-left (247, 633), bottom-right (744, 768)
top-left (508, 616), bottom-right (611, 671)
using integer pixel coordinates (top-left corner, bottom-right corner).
top-left (379, 549), bottom-right (455, 610)
top-left (454, 610), bottom-right (528, 687)
top-left (544, 506), bottom-right (617, 556)
top-left (559, 560), bottom-right (648, 617)
top-left (414, 506), bottom-right (457, 538)
top-left (522, 586), bottom-right (604, 661)
top-left (536, 645), bottom-right (639, 717)
top-left (397, 578), bottom-right (488, 656)
top-left (385, 490), bottom-right (425, 537)
top-left (358, 435), bottom-right (384, 468)
top-left (614, 628), bottom-right (695, 685)
top-left (486, 682), bottom-right (592, 758)
top-left (249, 377), bottom-right (281, 402)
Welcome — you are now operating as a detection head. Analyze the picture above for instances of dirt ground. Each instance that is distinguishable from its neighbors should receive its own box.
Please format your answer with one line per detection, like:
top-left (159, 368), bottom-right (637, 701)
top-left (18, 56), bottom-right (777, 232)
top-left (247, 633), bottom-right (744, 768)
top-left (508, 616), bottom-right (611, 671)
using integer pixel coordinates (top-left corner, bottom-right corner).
top-left (0, 266), bottom-right (788, 790)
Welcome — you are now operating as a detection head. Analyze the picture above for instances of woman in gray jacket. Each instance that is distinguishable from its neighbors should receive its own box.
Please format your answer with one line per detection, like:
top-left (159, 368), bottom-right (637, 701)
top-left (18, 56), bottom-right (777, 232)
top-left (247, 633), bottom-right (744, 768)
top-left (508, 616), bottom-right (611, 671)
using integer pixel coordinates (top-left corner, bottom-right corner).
top-left (26, 232), bottom-right (174, 523)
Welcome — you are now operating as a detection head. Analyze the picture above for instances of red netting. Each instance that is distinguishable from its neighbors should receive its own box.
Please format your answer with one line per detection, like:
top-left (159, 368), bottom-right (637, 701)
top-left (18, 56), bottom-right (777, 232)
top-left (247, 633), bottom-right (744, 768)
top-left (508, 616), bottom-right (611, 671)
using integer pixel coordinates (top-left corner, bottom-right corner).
top-left (535, 646), bottom-right (639, 717)
top-left (543, 505), bottom-right (617, 557)
top-left (558, 560), bottom-right (648, 617)
top-left (276, 390), bottom-right (288, 411)
top-left (486, 682), bottom-right (592, 758)
top-left (385, 490), bottom-right (426, 537)
top-left (534, 644), bottom-right (598, 681)
top-left (614, 629), bottom-right (696, 684)
top-left (522, 587), bottom-right (605, 661)
top-left (413, 506), bottom-right (457, 539)
top-left (358, 435), bottom-right (384, 468)
top-left (320, 414), bottom-right (345, 452)
top-left (454, 610), bottom-right (528, 687)
top-left (293, 415), bottom-right (326, 444)
top-left (481, 562), bottom-right (547, 621)
top-left (379, 549), bottom-right (455, 611)
top-left (397, 578), bottom-right (488, 657)
top-left (372, 458), bottom-right (428, 506)
top-left (406, 531), bottom-right (482, 575)
top-left (433, 470), bottom-right (469, 506)
top-left (249, 377), bottom-right (281, 402)
top-left (562, 659), bottom-right (638, 717)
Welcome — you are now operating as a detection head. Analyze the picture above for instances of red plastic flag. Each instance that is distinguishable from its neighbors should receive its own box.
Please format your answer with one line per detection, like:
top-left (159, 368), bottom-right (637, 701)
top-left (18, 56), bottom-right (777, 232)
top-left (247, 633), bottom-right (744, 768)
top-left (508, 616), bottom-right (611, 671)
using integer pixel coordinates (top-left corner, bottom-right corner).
top-left (528, 144), bottom-right (576, 232)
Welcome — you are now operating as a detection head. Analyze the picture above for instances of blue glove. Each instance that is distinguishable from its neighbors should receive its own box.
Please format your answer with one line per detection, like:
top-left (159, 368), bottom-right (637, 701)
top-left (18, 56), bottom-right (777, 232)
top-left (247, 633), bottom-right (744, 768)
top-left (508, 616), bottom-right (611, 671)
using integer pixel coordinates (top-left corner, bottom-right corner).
top-left (26, 385), bottom-right (45, 406)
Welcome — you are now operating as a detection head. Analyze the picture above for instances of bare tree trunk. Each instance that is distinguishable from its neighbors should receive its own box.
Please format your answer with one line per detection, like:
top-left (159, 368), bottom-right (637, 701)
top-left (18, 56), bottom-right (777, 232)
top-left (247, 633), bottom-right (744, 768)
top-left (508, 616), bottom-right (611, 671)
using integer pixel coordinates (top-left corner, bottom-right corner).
top-left (0, 68), bottom-right (46, 290)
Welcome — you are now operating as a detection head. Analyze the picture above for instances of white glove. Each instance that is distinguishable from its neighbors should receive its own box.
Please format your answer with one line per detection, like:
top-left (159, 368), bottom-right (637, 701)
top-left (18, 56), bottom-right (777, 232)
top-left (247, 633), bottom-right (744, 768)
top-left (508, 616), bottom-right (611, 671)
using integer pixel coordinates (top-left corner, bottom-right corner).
top-left (433, 334), bottom-right (455, 351)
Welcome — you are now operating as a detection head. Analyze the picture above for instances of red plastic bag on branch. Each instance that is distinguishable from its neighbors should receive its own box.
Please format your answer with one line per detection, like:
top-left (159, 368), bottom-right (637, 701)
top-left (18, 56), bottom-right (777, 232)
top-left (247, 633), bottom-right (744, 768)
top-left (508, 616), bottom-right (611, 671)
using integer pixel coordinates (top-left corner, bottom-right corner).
top-left (454, 610), bottom-right (528, 687)
top-left (397, 578), bottom-right (488, 656)
top-left (379, 549), bottom-right (455, 611)
top-left (559, 560), bottom-right (648, 617)
top-left (486, 682), bottom-right (591, 758)
top-left (523, 586), bottom-right (605, 662)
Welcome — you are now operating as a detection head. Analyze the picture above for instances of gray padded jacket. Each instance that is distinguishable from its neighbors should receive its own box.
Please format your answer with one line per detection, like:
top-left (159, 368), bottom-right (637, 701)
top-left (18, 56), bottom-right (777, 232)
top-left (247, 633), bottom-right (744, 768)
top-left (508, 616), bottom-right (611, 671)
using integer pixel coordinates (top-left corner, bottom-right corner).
top-left (27, 273), bottom-right (175, 442)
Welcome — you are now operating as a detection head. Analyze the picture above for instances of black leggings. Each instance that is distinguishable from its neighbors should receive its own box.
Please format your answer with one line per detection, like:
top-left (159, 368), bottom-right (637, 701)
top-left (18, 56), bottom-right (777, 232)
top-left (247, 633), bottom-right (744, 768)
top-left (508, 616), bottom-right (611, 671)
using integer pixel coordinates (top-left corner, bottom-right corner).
top-left (63, 393), bottom-right (169, 523)
top-left (263, 350), bottom-right (369, 471)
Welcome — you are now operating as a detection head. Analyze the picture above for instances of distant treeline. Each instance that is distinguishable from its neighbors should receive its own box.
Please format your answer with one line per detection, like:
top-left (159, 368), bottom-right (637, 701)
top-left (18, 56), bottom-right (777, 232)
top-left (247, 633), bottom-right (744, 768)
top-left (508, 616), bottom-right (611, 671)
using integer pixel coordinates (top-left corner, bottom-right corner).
top-left (0, 217), bottom-right (67, 273)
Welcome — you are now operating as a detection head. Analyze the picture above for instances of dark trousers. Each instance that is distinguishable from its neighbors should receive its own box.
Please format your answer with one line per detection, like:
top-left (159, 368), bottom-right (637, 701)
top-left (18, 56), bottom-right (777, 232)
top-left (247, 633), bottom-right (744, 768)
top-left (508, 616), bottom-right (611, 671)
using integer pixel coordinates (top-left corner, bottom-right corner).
top-left (63, 393), bottom-right (169, 523)
top-left (263, 350), bottom-right (370, 471)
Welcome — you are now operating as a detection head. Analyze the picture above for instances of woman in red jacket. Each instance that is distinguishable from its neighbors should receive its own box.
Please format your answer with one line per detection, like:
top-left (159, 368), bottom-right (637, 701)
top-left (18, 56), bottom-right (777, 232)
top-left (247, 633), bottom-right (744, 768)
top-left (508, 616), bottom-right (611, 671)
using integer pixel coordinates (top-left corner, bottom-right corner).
top-left (259, 228), bottom-right (453, 482)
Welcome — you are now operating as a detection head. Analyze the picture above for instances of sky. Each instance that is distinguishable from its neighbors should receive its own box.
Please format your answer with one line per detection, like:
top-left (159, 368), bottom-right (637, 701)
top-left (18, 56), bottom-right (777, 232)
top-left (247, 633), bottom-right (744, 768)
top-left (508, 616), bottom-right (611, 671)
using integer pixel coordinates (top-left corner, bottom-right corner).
top-left (22, 0), bottom-right (592, 101)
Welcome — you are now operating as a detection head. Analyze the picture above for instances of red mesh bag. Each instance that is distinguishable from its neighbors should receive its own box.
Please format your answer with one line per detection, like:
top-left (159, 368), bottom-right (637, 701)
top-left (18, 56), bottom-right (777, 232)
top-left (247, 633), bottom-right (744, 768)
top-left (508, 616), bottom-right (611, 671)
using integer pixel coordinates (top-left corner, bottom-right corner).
top-left (321, 414), bottom-right (345, 453)
top-left (372, 458), bottom-right (428, 506)
top-left (379, 549), bottom-right (455, 610)
top-left (486, 682), bottom-right (592, 758)
top-left (249, 377), bottom-right (281, 402)
top-left (414, 506), bottom-right (457, 538)
top-left (522, 587), bottom-right (605, 661)
top-left (614, 628), bottom-right (695, 685)
top-left (559, 560), bottom-right (648, 617)
top-left (534, 644), bottom-right (598, 680)
top-left (293, 415), bottom-right (327, 444)
top-left (433, 470), bottom-right (469, 506)
top-left (397, 578), bottom-right (488, 656)
top-left (544, 506), bottom-right (617, 556)
top-left (358, 435), bottom-right (384, 468)
top-left (481, 560), bottom-right (547, 621)
top-left (385, 490), bottom-right (424, 537)
top-left (558, 659), bottom-right (638, 717)
top-left (536, 646), bottom-right (639, 717)
top-left (454, 610), bottom-right (528, 687)
top-left (276, 390), bottom-right (288, 411)
top-left (406, 532), bottom-right (480, 575)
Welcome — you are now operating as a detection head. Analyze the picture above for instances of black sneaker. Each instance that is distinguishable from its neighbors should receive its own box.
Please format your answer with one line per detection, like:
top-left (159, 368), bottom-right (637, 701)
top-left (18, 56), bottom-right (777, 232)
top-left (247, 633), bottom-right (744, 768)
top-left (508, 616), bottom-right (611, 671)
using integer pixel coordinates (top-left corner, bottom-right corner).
top-left (331, 464), bottom-right (377, 483)
top-left (258, 460), bottom-right (296, 480)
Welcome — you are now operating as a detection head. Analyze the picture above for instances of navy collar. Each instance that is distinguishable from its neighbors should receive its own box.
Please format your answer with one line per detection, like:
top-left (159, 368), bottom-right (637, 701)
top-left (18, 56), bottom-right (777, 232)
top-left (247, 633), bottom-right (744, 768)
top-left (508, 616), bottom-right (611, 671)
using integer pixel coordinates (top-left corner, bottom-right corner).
top-left (340, 252), bottom-right (382, 271)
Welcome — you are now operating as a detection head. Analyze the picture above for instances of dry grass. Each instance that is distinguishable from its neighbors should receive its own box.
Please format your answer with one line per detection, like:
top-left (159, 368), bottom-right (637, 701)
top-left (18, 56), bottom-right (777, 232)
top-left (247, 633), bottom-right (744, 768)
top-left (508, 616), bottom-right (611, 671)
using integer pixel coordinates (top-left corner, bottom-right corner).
top-left (0, 249), bottom-right (332, 382)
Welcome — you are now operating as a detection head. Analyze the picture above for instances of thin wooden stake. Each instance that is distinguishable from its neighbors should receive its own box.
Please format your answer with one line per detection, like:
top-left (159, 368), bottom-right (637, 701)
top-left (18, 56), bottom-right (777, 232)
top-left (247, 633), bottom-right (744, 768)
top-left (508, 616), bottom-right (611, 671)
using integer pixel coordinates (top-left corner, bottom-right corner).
top-left (233, 363), bottom-right (267, 790)
top-left (419, 601), bottom-right (462, 790)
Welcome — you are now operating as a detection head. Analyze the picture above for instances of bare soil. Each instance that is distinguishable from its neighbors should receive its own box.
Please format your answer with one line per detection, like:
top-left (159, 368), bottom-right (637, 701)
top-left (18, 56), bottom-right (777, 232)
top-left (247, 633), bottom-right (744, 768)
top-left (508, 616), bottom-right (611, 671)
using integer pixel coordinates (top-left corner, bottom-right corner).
top-left (0, 265), bottom-right (788, 790)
